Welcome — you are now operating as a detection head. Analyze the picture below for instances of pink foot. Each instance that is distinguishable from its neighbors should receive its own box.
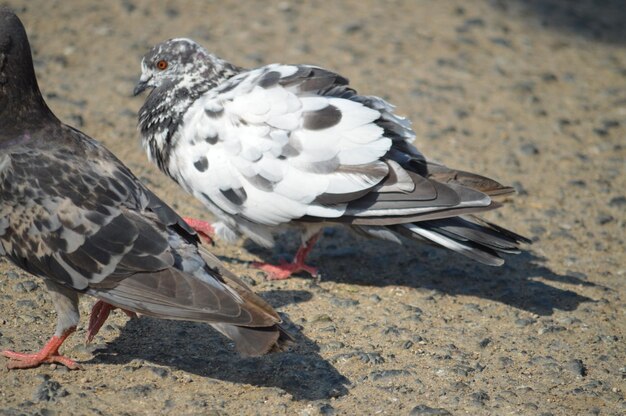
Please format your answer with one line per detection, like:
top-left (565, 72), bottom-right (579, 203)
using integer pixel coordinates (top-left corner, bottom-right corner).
top-left (252, 231), bottom-right (321, 280)
top-left (2, 327), bottom-right (80, 370)
top-left (251, 260), bottom-right (319, 281)
top-left (86, 300), bottom-right (137, 344)
top-left (183, 217), bottom-right (215, 245)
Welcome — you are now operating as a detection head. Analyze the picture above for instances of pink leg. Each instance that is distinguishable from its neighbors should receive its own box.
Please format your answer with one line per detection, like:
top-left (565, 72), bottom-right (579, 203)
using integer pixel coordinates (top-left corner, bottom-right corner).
top-left (86, 300), bottom-right (137, 344)
top-left (252, 232), bottom-right (321, 280)
top-left (2, 327), bottom-right (80, 370)
top-left (183, 217), bottom-right (215, 244)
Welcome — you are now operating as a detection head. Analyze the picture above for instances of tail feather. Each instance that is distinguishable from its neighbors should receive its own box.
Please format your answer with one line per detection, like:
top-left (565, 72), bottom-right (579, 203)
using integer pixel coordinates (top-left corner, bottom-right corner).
top-left (198, 245), bottom-right (293, 354)
top-left (421, 218), bottom-right (525, 251)
top-left (392, 216), bottom-right (529, 266)
top-left (89, 246), bottom-right (293, 355)
top-left (425, 162), bottom-right (517, 197)
top-left (212, 322), bottom-right (293, 356)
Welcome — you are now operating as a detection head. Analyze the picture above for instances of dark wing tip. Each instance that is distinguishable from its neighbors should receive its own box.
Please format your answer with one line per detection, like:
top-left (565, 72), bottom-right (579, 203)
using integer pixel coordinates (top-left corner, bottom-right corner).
top-left (215, 322), bottom-right (294, 357)
top-left (474, 217), bottom-right (533, 245)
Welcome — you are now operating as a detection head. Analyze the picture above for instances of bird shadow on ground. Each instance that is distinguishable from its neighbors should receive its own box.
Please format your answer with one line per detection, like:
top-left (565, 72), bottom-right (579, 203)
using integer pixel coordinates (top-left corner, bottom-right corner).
top-left (493, 0), bottom-right (626, 45)
top-left (87, 290), bottom-right (350, 401)
top-left (243, 229), bottom-right (602, 317)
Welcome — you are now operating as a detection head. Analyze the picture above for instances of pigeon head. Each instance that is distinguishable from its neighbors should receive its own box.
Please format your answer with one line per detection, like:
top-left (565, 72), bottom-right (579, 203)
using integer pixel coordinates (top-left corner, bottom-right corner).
top-left (0, 8), bottom-right (53, 130)
top-left (135, 39), bottom-right (241, 173)
top-left (133, 38), bottom-right (239, 96)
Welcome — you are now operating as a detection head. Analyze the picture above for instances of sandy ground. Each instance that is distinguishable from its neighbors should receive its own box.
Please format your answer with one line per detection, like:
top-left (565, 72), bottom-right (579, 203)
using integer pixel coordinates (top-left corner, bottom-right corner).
top-left (0, 0), bottom-right (625, 415)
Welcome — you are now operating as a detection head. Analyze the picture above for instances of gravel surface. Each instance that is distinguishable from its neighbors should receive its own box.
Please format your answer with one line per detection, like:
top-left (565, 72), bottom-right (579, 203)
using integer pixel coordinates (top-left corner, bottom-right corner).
top-left (0, 1), bottom-right (624, 415)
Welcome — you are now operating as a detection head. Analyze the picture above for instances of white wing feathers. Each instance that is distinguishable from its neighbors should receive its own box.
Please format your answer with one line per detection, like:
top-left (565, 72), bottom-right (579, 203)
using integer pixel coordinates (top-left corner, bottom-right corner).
top-left (174, 64), bottom-right (392, 226)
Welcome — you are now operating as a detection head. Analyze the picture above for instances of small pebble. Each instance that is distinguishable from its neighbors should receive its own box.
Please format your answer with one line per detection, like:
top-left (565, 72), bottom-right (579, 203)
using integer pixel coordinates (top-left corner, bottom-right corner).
top-left (318, 403), bottom-right (335, 416)
top-left (490, 37), bottom-right (512, 48)
top-left (409, 404), bottom-right (452, 415)
top-left (538, 325), bottom-right (566, 334)
top-left (401, 340), bottom-right (414, 349)
top-left (471, 390), bottom-right (490, 405)
top-left (342, 22), bottom-right (363, 34)
top-left (566, 359), bottom-right (587, 377)
top-left (512, 181), bottom-right (528, 195)
top-left (541, 72), bottom-right (558, 82)
top-left (478, 338), bottom-right (491, 348)
top-left (330, 297), bottom-right (359, 308)
top-left (499, 356), bottom-right (514, 368)
top-left (367, 369), bottom-right (412, 381)
top-left (608, 196), bottom-right (626, 208)
top-left (6, 271), bottom-right (20, 280)
top-left (21, 281), bottom-right (38, 292)
top-left (34, 375), bottom-right (68, 402)
top-left (319, 341), bottom-right (345, 351)
top-left (238, 274), bottom-right (257, 286)
top-left (149, 366), bottom-right (170, 379)
top-left (596, 214), bottom-right (614, 225)
top-left (311, 314), bottom-right (332, 323)
top-left (515, 318), bottom-right (536, 327)
top-left (16, 299), bottom-right (36, 309)
top-left (520, 142), bottom-right (540, 155)
top-left (126, 384), bottom-right (155, 397)
top-left (369, 294), bottom-right (382, 303)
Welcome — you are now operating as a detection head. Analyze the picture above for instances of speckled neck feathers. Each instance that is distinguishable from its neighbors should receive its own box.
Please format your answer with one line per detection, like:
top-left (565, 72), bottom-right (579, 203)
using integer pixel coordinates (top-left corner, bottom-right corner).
top-left (137, 45), bottom-right (241, 176)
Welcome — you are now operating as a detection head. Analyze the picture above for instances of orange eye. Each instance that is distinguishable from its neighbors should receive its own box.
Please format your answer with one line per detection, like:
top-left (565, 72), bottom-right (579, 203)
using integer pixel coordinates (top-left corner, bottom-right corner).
top-left (156, 60), bottom-right (168, 70)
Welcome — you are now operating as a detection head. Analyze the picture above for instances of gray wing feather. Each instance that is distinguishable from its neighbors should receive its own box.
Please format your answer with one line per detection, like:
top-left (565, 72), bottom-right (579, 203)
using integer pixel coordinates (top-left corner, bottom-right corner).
top-left (271, 69), bottom-right (529, 263)
top-left (0, 127), bottom-right (287, 339)
top-left (88, 268), bottom-right (260, 325)
top-left (0, 147), bottom-right (169, 289)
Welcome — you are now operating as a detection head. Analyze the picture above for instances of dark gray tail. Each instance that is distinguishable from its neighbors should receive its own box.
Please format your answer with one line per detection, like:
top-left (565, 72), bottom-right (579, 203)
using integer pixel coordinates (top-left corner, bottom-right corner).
top-left (391, 216), bottom-right (531, 266)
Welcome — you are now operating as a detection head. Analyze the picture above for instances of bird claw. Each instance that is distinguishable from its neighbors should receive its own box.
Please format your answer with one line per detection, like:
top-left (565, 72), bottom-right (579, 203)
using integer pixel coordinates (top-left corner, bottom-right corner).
top-left (183, 217), bottom-right (215, 245)
top-left (251, 231), bottom-right (322, 280)
top-left (2, 328), bottom-right (80, 370)
top-left (251, 261), bottom-right (319, 281)
top-left (86, 301), bottom-right (137, 344)
top-left (2, 349), bottom-right (80, 370)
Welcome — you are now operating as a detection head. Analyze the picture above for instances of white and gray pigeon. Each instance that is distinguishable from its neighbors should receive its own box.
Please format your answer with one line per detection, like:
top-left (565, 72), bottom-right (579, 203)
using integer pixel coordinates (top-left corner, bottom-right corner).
top-left (0, 10), bottom-right (289, 370)
top-left (134, 38), bottom-right (530, 280)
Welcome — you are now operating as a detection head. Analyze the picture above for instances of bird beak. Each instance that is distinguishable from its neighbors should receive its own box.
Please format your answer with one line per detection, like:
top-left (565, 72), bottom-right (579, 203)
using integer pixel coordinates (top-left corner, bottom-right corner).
top-left (133, 75), bottom-right (152, 96)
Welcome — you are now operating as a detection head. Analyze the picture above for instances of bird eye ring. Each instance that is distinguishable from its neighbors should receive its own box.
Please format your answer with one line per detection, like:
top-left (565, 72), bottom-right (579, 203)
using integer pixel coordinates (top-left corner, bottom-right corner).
top-left (156, 60), bottom-right (168, 70)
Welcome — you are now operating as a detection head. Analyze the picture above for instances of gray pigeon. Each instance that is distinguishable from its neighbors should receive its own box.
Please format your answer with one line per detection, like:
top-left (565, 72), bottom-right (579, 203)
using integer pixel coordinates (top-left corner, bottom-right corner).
top-left (0, 10), bottom-right (289, 370)
top-left (134, 38), bottom-right (530, 280)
